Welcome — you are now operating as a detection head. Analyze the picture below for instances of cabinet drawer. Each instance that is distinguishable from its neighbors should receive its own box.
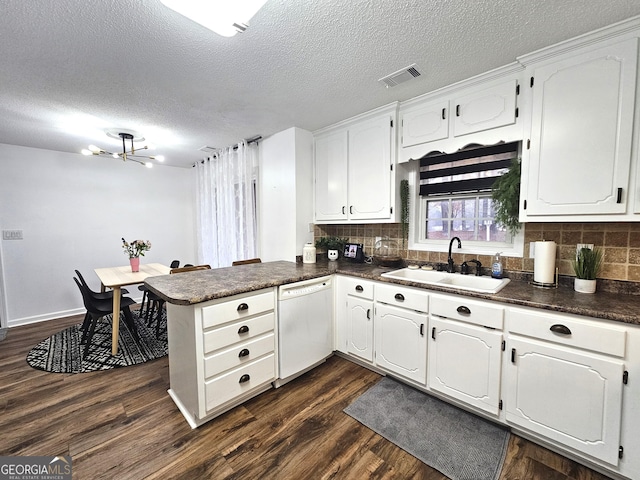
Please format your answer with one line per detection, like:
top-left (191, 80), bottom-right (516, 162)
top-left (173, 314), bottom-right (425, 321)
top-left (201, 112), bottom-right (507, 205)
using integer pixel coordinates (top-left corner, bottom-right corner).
top-left (204, 332), bottom-right (275, 379)
top-left (204, 354), bottom-right (275, 412)
top-left (203, 313), bottom-right (274, 354)
top-left (507, 307), bottom-right (626, 357)
top-left (430, 294), bottom-right (503, 329)
top-left (341, 277), bottom-right (374, 300)
top-left (202, 290), bottom-right (274, 329)
top-left (375, 283), bottom-right (429, 313)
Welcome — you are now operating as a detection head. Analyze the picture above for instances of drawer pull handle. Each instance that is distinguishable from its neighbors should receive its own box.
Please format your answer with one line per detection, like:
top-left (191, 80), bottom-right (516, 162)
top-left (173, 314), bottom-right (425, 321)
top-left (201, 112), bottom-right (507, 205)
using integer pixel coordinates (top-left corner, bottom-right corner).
top-left (395, 293), bottom-right (405, 301)
top-left (355, 285), bottom-right (364, 292)
top-left (457, 305), bottom-right (471, 315)
top-left (239, 374), bottom-right (251, 383)
top-left (237, 303), bottom-right (249, 311)
top-left (431, 327), bottom-right (436, 340)
top-left (550, 324), bottom-right (572, 335)
top-left (238, 348), bottom-right (250, 358)
top-left (420, 323), bottom-right (425, 336)
top-left (238, 325), bottom-right (250, 334)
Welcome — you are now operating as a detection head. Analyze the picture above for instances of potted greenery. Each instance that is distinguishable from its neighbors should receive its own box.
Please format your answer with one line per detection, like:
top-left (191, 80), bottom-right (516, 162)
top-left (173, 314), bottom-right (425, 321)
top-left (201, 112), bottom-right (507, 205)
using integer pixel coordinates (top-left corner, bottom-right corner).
top-left (572, 246), bottom-right (603, 293)
top-left (315, 236), bottom-right (348, 261)
top-left (491, 158), bottom-right (521, 236)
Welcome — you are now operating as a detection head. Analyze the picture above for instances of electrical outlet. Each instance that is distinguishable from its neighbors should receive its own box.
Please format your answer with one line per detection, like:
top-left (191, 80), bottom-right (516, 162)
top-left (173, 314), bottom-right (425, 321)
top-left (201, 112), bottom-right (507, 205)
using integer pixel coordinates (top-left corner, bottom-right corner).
top-left (2, 230), bottom-right (23, 240)
top-left (529, 242), bottom-right (535, 258)
top-left (576, 243), bottom-right (594, 258)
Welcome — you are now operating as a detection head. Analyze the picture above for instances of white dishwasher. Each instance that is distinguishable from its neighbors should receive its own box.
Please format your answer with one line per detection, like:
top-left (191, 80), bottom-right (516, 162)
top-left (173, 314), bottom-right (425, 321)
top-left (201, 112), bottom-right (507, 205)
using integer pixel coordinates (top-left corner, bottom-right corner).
top-left (275, 275), bottom-right (333, 387)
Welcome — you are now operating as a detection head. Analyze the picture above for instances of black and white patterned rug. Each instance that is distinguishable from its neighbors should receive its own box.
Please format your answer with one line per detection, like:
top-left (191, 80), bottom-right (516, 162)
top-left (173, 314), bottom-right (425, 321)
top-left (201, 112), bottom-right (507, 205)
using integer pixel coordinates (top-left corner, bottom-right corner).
top-left (26, 309), bottom-right (168, 373)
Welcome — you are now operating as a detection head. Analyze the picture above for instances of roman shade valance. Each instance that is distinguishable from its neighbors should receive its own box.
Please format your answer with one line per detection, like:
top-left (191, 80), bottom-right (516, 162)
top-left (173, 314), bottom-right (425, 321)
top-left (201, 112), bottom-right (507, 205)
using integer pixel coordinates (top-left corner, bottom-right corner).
top-left (419, 141), bottom-right (519, 196)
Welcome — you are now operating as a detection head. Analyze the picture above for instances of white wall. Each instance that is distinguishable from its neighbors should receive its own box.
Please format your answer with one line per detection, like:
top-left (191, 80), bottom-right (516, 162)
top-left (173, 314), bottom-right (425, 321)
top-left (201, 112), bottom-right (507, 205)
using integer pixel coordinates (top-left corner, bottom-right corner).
top-left (259, 127), bottom-right (314, 262)
top-left (0, 143), bottom-right (196, 327)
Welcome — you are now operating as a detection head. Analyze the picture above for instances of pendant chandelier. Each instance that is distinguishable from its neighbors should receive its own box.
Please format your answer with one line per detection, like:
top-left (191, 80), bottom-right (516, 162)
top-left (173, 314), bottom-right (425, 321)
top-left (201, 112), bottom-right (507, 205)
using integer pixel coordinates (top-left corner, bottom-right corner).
top-left (81, 132), bottom-right (164, 168)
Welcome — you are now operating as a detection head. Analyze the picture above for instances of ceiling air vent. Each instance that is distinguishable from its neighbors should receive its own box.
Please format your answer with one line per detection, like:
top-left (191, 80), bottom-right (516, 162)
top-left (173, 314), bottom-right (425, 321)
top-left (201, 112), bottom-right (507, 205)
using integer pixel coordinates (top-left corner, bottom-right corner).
top-left (198, 145), bottom-right (217, 153)
top-left (379, 64), bottom-right (422, 88)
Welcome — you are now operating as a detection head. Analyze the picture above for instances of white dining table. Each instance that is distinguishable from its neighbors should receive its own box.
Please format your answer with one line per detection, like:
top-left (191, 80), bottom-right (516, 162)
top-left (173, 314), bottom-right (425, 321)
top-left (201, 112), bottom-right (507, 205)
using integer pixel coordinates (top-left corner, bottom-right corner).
top-left (94, 262), bottom-right (170, 355)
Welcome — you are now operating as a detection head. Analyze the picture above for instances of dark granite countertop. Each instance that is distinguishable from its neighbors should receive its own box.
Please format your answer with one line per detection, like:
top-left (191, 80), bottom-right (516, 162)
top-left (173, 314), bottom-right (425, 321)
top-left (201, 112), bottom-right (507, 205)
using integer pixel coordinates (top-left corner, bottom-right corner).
top-left (145, 260), bottom-right (640, 326)
top-left (145, 261), bottom-right (333, 305)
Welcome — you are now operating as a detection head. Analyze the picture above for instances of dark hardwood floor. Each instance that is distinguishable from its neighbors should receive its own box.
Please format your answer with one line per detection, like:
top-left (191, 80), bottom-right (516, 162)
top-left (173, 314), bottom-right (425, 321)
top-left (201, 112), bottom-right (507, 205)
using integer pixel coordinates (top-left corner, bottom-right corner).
top-left (0, 314), bottom-right (614, 480)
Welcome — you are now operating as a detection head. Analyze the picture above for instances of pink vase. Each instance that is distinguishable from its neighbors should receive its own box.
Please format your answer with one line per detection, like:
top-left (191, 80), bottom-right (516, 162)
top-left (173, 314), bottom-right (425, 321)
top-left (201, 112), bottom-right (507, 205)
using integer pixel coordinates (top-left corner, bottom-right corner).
top-left (130, 257), bottom-right (140, 272)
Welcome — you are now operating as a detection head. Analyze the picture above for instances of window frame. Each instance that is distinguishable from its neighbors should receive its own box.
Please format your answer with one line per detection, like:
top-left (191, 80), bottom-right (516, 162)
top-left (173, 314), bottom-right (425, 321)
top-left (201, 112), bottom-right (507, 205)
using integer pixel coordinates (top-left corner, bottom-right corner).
top-left (407, 165), bottom-right (524, 258)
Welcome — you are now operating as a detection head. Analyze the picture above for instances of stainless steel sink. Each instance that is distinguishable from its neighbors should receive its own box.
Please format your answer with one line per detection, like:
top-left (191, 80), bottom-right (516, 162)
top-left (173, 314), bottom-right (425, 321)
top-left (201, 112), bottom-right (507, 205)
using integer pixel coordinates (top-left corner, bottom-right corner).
top-left (381, 268), bottom-right (511, 294)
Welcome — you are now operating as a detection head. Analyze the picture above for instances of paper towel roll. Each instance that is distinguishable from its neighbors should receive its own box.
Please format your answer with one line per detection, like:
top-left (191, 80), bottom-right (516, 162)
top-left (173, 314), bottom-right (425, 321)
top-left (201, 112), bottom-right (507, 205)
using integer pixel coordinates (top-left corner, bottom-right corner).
top-left (534, 241), bottom-right (557, 284)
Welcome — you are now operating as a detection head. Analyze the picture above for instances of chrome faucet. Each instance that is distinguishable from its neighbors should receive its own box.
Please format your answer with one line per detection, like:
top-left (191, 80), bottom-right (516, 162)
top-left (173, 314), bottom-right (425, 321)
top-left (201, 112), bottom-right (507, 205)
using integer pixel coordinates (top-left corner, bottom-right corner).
top-left (447, 236), bottom-right (462, 273)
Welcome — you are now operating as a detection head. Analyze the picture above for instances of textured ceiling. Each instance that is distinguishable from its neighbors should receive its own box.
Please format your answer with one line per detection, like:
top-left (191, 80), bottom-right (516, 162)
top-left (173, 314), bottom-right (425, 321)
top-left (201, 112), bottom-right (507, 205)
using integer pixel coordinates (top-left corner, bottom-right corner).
top-left (2, 0), bottom-right (640, 168)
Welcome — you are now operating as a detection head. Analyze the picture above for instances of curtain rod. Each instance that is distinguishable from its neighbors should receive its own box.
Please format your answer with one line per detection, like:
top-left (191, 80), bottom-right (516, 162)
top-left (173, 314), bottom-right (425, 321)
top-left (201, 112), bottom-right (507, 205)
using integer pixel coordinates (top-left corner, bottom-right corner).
top-left (193, 136), bottom-right (262, 167)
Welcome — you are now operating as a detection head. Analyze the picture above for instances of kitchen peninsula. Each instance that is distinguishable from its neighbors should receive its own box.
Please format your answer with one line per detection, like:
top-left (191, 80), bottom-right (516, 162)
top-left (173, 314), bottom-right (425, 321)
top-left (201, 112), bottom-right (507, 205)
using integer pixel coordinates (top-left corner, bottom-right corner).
top-left (146, 260), bottom-right (640, 480)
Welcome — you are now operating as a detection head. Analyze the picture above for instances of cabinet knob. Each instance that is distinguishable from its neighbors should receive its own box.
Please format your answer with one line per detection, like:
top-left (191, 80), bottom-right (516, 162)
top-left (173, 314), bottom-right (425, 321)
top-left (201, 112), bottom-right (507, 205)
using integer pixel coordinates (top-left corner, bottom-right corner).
top-left (355, 285), bottom-right (364, 292)
top-left (237, 303), bottom-right (249, 311)
top-left (394, 293), bottom-right (405, 301)
top-left (550, 324), bottom-right (572, 335)
top-left (239, 374), bottom-right (251, 383)
top-left (238, 325), bottom-right (250, 334)
top-left (456, 305), bottom-right (471, 315)
top-left (238, 348), bottom-right (250, 358)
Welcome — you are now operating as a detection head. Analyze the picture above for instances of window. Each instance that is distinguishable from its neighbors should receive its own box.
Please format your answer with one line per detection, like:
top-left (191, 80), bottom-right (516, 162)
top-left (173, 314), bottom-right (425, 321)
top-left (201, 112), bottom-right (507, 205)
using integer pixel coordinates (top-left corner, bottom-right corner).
top-left (411, 141), bottom-right (523, 256)
top-left (422, 194), bottom-right (509, 243)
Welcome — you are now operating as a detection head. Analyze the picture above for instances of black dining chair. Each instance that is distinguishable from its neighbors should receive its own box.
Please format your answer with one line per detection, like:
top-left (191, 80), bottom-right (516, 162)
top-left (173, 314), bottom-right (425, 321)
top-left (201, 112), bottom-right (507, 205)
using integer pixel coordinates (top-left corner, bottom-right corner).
top-left (74, 277), bottom-right (140, 357)
top-left (75, 269), bottom-right (131, 333)
top-left (75, 269), bottom-right (129, 300)
top-left (138, 260), bottom-right (179, 318)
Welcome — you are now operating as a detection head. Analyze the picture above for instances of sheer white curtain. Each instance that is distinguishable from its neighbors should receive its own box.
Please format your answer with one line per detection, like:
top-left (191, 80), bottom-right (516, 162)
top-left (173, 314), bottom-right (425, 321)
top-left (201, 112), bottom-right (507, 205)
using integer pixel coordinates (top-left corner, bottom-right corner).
top-left (194, 141), bottom-right (259, 267)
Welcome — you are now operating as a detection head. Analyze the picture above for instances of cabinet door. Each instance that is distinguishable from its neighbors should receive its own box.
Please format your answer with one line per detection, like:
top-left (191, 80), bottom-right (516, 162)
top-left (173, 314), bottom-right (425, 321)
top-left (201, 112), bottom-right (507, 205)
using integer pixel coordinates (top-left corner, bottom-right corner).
top-left (346, 296), bottom-right (374, 363)
top-left (314, 129), bottom-right (348, 221)
top-left (347, 115), bottom-right (392, 220)
top-left (401, 99), bottom-right (449, 147)
top-left (523, 38), bottom-right (638, 216)
top-left (428, 316), bottom-right (503, 415)
top-left (505, 336), bottom-right (624, 465)
top-left (452, 79), bottom-right (518, 137)
top-left (375, 303), bottom-right (427, 384)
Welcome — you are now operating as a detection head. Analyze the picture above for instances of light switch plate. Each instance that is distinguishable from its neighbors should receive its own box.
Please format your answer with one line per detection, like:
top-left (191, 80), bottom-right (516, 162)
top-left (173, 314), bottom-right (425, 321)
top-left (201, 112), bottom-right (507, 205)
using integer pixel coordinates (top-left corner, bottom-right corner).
top-left (2, 230), bottom-right (23, 240)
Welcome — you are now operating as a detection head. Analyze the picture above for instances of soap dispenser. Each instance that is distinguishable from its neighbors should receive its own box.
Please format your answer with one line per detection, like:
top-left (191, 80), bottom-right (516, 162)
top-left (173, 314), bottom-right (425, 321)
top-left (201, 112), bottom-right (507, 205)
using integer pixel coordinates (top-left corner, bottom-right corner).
top-left (491, 252), bottom-right (503, 279)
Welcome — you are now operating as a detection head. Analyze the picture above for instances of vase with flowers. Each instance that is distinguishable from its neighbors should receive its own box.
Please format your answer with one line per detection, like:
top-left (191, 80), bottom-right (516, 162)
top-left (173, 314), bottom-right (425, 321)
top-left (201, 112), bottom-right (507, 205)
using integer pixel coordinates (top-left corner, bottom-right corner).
top-left (122, 237), bottom-right (151, 272)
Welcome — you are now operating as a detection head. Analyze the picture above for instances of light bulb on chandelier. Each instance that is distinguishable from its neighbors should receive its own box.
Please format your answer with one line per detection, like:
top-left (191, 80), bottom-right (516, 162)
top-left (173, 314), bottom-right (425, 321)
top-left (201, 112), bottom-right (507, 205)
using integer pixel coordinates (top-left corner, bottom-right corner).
top-left (81, 132), bottom-right (165, 168)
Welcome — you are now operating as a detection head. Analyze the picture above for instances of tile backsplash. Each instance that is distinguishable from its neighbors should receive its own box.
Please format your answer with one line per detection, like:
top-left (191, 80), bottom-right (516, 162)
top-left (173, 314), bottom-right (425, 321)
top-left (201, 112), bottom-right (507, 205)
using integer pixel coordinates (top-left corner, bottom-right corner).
top-left (314, 222), bottom-right (640, 283)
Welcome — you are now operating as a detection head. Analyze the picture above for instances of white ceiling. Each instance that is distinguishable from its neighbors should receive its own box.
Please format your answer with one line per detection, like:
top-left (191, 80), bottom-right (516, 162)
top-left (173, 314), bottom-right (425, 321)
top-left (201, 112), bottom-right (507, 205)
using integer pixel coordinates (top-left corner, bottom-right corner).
top-left (2, 1), bottom-right (640, 168)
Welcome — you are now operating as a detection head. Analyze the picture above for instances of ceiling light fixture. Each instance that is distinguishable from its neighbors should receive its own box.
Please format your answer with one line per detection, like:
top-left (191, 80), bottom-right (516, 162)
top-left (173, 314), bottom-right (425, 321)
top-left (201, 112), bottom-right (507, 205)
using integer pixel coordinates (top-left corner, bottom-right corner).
top-left (81, 132), bottom-right (164, 168)
top-left (159, 0), bottom-right (268, 37)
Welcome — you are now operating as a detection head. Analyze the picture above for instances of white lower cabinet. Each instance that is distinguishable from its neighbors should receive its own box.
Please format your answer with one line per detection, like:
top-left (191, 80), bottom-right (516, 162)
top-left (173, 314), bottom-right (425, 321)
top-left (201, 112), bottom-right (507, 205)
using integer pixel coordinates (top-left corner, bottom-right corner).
top-left (428, 316), bottom-right (503, 416)
top-left (335, 276), bottom-right (375, 363)
top-left (167, 288), bottom-right (276, 428)
top-left (375, 304), bottom-right (427, 384)
top-left (428, 294), bottom-right (504, 416)
top-left (504, 306), bottom-right (627, 467)
top-left (346, 296), bottom-right (374, 363)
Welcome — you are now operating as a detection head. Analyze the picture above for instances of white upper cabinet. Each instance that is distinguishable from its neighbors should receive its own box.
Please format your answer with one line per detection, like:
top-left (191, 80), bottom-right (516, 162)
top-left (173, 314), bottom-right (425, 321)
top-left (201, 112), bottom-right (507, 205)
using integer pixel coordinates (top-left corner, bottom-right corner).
top-left (519, 37), bottom-right (638, 219)
top-left (314, 129), bottom-right (348, 221)
top-left (401, 99), bottom-right (449, 147)
top-left (451, 79), bottom-right (518, 137)
top-left (398, 64), bottom-right (524, 163)
top-left (314, 103), bottom-right (397, 223)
